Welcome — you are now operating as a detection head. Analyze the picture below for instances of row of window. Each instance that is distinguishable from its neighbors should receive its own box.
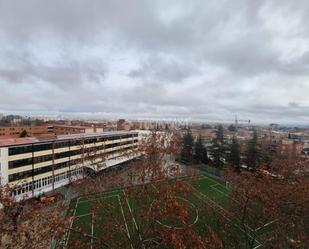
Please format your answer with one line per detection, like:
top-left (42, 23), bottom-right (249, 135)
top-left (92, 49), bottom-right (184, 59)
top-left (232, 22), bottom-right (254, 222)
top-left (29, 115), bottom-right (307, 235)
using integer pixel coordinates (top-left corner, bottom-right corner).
top-left (8, 144), bottom-right (50, 155)
top-left (54, 149), bottom-right (82, 160)
top-left (8, 164), bottom-right (53, 182)
top-left (8, 156), bottom-right (89, 182)
top-left (9, 159), bottom-right (72, 182)
top-left (54, 169), bottom-right (83, 184)
top-left (8, 133), bottom-right (138, 155)
top-left (8, 143), bottom-right (139, 178)
top-left (105, 139), bottom-right (138, 149)
top-left (82, 134), bottom-right (137, 144)
top-left (8, 139), bottom-right (138, 169)
top-left (9, 154), bottom-right (53, 169)
top-left (0, 132), bottom-right (21, 135)
top-left (12, 168), bottom-right (83, 196)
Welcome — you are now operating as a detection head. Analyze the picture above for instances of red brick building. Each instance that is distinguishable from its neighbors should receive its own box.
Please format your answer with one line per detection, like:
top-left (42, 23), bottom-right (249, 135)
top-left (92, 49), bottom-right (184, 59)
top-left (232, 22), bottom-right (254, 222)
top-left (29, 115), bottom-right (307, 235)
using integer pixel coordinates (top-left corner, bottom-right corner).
top-left (0, 126), bottom-right (52, 138)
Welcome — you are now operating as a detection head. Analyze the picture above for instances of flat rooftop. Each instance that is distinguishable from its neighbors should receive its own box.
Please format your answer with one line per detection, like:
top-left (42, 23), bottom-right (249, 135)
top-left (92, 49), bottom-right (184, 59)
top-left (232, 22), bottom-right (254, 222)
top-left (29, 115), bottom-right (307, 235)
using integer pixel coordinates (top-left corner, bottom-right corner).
top-left (52, 124), bottom-right (92, 129)
top-left (0, 130), bottom-right (138, 147)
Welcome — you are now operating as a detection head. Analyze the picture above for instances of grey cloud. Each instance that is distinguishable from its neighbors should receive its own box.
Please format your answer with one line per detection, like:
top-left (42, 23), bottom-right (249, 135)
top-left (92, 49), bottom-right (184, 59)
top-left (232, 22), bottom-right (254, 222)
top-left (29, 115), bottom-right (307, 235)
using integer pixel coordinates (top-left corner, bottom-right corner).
top-left (0, 0), bottom-right (309, 124)
top-left (128, 55), bottom-right (199, 83)
top-left (0, 56), bottom-right (106, 89)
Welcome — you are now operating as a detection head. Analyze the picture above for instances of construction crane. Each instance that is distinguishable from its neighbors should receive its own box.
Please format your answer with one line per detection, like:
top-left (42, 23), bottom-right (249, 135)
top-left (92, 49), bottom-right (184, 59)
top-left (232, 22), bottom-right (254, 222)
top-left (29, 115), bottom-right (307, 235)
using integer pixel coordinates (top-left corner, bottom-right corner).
top-left (234, 115), bottom-right (251, 129)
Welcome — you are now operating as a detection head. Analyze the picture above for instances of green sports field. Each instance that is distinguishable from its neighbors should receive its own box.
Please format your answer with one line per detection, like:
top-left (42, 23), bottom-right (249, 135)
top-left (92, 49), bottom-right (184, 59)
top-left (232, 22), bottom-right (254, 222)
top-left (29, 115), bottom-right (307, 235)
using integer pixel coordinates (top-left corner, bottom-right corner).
top-left (60, 175), bottom-right (273, 249)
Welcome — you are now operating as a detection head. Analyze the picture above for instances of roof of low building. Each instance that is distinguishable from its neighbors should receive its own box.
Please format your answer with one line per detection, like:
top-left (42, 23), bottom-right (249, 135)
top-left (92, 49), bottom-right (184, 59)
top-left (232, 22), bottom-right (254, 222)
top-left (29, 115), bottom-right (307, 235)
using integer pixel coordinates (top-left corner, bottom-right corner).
top-left (0, 130), bottom-right (138, 147)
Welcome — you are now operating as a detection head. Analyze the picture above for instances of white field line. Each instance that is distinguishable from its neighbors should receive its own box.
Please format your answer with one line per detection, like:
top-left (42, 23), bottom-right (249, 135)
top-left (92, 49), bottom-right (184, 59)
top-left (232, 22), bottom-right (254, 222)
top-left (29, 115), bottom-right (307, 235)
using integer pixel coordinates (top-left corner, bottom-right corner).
top-left (210, 183), bottom-right (229, 196)
top-left (194, 191), bottom-right (232, 223)
top-left (74, 198), bottom-right (80, 216)
top-left (209, 183), bottom-right (240, 205)
top-left (65, 197), bottom-right (80, 246)
top-left (91, 213), bottom-right (94, 249)
top-left (193, 190), bottom-right (263, 248)
top-left (151, 184), bottom-right (159, 192)
top-left (76, 212), bottom-right (92, 218)
top-left (200, 175), bottom-right (221, 185)
top-left (193, 175), bottom-right (230, 197)
top-left (64, 217), bottom-right (74, 247)
top-left (66, 195), bottom-right (119, 249)
top-left (77, 189), bottom-right (123, 203)
top-left (117, 195), bottom-right (134, 249)
top-left (255, 219), bottom-right (278, 232)
top-left (78, 194), bottom-right (120, 204)
top-left (253, 244), bottom-right (263, 249)
top-left (72, 213), bottom-right (94, 248)
top-left (192, 185), bottom-right (263, 248)
top-left (123, 190), bottom-right (145, 248)
top-left (197, 176), bottom-right (271, 248)
top-left (151, 183), bottom-right (200, 229)
top-left (65, 212), bottom-right (93, 249)
top-left (209, 181), bottom-right (276, 232)
top-left (192, 184), bottom-right (252, 231)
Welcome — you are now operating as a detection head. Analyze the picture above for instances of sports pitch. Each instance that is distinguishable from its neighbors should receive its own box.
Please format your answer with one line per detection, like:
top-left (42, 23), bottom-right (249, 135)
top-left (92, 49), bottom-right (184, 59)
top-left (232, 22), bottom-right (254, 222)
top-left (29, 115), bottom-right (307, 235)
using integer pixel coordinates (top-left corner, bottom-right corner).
top-left (61, 175), bottom-right (273, 249)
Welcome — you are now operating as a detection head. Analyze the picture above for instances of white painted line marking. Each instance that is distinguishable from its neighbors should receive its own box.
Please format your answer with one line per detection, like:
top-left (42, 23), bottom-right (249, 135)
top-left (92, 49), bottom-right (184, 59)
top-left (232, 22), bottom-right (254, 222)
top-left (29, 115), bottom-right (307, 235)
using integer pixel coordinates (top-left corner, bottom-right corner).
top-left (75, 213), bottom-right (92, 218)
top-left (117, 195), bottom-right (134, 249)
top-left (123, 190), bottom-right (144, 248)
top-left (255, 219), bottom-right (277, 232)
top-left (76, 189), bottom-right (122, 202)
top-left (65, 198), bottom-right (80, 246)
top-left (78, 194), bottom-right (120, 204)
top-left (91, 213), bottom-right (94, 249)
top-left (192, 186), bottom-right (263, 248)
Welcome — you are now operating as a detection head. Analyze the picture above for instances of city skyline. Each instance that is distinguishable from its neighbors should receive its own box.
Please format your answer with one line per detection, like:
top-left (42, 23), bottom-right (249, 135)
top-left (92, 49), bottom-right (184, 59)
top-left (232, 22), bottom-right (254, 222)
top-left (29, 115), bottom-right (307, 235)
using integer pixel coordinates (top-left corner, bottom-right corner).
top-left (0, 0), bottom-right (309, 124)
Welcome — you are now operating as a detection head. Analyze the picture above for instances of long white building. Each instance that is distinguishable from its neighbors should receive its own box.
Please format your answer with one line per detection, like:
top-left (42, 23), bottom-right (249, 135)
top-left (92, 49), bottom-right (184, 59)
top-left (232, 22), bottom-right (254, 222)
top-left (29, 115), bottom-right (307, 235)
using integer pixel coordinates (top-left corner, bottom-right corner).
top-left (0, 131), bottom-right (140, 200)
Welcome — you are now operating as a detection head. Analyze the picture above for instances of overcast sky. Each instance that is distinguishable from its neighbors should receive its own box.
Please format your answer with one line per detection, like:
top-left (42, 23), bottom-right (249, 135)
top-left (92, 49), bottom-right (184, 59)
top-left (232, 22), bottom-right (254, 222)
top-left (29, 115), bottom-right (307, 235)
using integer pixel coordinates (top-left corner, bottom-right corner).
top-left (0, 0), bottom-right (309, 124)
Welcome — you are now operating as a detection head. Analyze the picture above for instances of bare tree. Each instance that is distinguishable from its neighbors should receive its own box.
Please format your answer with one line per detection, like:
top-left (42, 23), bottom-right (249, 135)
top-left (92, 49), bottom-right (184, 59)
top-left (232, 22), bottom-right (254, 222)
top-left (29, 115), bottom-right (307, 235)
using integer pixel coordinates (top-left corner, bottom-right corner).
top-left (225, 156), bottom-right (309, 249)
top-left (67, 131), bottom-right (223, 249)
top-left (0, 183), bottom-right (67, 249)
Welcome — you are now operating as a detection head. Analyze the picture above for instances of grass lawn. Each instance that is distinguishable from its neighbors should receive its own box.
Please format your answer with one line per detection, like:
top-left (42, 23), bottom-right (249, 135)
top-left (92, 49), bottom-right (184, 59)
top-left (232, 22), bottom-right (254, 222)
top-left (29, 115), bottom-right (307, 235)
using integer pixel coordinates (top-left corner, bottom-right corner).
top-left (59, 174), bottom-right (273, 249)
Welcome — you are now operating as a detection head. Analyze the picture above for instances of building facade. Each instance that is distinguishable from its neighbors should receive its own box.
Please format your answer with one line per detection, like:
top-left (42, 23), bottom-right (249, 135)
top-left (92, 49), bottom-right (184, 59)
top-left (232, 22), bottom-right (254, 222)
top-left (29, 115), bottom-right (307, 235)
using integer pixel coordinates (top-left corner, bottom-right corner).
top-left (52, 125), bottom-right (104, 136)
top-left (0, 131), bottom-right (139, 200)
top-left (0, 125), bottom-right (52, 138)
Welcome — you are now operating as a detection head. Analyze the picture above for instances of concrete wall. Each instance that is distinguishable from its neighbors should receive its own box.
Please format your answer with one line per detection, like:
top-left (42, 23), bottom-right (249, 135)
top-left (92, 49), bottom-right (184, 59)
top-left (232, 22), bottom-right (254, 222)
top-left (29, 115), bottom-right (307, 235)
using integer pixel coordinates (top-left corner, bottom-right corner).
top-left (0, 147), bottom-right (8, 185)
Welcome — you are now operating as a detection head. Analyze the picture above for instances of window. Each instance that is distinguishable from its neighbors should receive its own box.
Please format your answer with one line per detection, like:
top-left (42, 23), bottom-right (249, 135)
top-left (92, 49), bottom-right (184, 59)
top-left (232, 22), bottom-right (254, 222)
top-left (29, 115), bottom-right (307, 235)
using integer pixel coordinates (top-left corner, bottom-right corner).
top-left (70, 139), bottom-right (83, 146)
top-left (54, 141), bottom-right (70, 149)
top-left (9, 154), bottom-right (53, 169)
top-left (54, 161), bottom-right (70, 170)
top-left (33, 143), bottom-right (52, 152)
top-left (84, 138), bottom-right (97, 144)
top-left (70, 149), bottom-right (82, 156)
top-left (54, 172), bottom-right (69, 182)
top-left (34, 154), bottom-right (53, 164)
top-left (8, 145), bottom-right (33, 155)
top-left (8, 165), bottom-right (53, 182)
top-left (9, 158), bottom-right (32, 169)
top-left (98, 137), bottom-right (106, 142)
top-left (54, 151), bottom-right (71, 159)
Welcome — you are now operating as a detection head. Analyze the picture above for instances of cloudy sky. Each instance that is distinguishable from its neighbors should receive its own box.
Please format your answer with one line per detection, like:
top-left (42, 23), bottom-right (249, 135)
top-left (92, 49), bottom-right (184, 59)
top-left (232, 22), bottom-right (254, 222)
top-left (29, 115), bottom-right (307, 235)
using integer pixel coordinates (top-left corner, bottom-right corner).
top-left (0, 0), bottom-right (309, 124)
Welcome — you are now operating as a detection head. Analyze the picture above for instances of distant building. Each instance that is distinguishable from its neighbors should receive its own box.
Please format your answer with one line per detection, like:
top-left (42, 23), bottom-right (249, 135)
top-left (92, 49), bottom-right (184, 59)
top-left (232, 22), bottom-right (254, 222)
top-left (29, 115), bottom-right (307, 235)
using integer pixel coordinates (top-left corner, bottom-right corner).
top-left (280, 139), bottom-right (303, 157)
top-left (117, 119), bottom-right (132, 131)
top-left (104, 122), bottom-right (117, 131)
top-left (191, 128), bottom-right (216, 147)
top-left (52, 125), bottom-right (103, 135)
top-left (269, 123), bottom-right (280, 130)
top-left (0, 125), bottom-right (52, 138)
